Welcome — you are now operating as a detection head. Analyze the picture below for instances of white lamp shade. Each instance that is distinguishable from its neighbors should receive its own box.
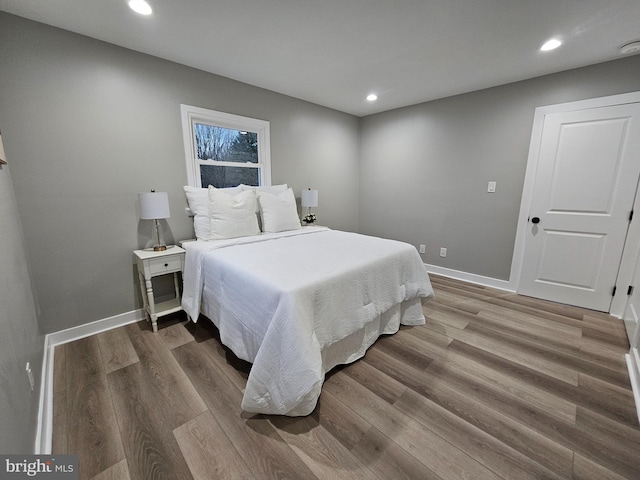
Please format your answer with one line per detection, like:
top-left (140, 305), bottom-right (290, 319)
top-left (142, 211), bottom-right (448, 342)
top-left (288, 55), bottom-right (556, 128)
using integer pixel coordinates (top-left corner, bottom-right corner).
top-left (301, 188), bottom-right (318, 208)
top-left (139, 191), bottom-right (170, 219)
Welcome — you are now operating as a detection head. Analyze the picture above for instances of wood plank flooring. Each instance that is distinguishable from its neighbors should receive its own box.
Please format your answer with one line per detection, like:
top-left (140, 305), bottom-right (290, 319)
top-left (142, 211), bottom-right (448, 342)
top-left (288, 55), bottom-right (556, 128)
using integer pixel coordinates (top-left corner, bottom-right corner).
top-left (52, 275), bottom-right (640, 479)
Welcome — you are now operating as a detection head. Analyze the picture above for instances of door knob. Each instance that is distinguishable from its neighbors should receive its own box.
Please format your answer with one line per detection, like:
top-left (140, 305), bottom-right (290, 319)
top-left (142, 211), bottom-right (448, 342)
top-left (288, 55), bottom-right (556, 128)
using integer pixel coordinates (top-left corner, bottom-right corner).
top-left (531, 217), bottom-right (540, 224)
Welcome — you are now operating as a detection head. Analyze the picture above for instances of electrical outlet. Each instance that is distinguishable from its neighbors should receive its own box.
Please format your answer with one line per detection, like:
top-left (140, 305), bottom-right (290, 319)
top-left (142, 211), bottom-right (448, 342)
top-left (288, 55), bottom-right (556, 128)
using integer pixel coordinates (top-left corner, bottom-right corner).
top-left (419, 244), bottom-right (426, 254)
top-left (26, 362), bottom-right (34, 392)
top-left (440, 247), bottom-right (447, 257)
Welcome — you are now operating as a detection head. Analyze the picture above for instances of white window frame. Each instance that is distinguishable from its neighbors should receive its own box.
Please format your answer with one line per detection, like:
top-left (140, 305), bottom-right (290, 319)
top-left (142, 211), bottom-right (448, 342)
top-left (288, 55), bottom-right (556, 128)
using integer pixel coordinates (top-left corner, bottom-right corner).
top-left (180, 104), bottom-right (272, 187)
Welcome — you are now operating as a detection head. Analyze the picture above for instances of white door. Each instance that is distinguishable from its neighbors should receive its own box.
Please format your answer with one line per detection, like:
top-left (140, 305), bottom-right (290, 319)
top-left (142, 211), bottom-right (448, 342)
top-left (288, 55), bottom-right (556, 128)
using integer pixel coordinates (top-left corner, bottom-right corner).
top-left (519, 102), bottom-right (640, 312)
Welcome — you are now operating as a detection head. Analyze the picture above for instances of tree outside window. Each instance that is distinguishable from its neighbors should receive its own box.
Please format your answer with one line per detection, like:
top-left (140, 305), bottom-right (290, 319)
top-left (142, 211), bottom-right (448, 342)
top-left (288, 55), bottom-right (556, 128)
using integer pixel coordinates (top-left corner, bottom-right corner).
top-left (181, 105), bottom-right (271, 188)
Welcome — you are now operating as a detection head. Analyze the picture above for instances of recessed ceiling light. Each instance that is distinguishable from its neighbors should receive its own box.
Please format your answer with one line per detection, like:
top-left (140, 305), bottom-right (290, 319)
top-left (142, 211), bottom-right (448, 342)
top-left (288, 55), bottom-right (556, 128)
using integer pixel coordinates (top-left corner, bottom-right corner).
top-left (620, 40), bottom-right (640, 55)
top-left (540, 39), bottom-right (562, 52)
top-left (129, 0), bottom-right (152, 15)
top-left (366, 94), bottom-right (378, 102)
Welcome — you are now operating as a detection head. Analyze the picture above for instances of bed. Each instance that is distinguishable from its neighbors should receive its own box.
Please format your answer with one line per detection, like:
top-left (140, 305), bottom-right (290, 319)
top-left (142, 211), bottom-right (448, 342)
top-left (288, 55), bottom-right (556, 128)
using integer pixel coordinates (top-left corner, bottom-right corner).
top-left (181, 184), bottom-right (434, 416)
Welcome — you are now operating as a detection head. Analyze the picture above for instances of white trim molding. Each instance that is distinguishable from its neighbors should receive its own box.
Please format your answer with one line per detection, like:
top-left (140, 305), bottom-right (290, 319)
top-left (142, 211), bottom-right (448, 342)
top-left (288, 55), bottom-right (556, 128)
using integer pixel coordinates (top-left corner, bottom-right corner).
top-left (425, 264), bottom-right (514, 292)
top-left (180, 104), bottom-right (272, 188)
top-left (34, 335), bottom-right (54, 455)
top-left (46, 309), bottom-right (144, 347)
top-left (625, 349), bottom-right (640, 425)
top-left (34, 309), bottom-right (145, 454)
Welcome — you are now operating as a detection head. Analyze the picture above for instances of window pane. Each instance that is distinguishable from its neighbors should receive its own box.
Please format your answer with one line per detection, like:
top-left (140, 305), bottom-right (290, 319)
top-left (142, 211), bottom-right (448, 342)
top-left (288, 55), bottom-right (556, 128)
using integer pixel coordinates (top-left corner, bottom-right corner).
top-left (194, 124), bottom-right (258, 163)
top-left (200, 165), bottom-right (259, 188)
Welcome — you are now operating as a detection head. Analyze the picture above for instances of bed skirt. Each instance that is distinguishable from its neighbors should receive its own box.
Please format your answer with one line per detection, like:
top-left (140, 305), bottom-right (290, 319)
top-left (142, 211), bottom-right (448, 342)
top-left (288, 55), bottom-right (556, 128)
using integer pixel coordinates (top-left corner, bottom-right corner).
top-left (203, 296), bottom-right (425, 416)
top-left (320, 296), bottom-right (425, 373)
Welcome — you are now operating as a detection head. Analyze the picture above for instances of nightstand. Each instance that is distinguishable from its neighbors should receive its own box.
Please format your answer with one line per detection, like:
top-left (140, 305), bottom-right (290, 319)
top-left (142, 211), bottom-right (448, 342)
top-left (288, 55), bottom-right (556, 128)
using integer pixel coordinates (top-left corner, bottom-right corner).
top-left (134, 246), bottom-right (186, 332)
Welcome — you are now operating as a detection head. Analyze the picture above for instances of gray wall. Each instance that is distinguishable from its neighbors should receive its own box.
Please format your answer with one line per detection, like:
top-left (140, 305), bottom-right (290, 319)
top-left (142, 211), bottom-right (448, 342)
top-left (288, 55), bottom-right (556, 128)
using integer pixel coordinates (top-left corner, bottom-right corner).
top-left (359, 56), bottom-right (640, 280)
top-left (0, 161), bottom-right (44, 453)
top-left (0, 12), bottom-right (359, 334)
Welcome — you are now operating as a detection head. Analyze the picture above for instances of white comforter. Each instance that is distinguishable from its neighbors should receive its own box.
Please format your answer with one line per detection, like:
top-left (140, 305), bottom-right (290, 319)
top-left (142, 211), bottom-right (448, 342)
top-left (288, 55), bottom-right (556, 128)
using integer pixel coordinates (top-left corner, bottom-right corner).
top-left (182, 227), bottom-right (434, 415)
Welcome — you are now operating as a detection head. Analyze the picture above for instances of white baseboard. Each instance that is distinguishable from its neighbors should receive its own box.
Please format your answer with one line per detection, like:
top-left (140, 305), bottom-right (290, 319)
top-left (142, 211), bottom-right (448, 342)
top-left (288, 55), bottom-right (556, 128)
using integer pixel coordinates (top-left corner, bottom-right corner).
top-left (46, 308), bottom-right (145, 348)
top-left (425, 264), bottom-right (515, 292)
top-left (34, 335), bottom-right (54, 454)
top-left (34, 308), bottom-right (145, 454)
top-left (626, 349), bottom-right (640, 425)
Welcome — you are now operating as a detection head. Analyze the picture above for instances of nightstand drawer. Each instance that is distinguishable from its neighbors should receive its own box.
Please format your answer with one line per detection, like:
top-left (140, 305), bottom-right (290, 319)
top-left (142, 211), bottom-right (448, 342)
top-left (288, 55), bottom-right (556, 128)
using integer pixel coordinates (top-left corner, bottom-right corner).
top-left (148, 256), bottom-right (182, 274)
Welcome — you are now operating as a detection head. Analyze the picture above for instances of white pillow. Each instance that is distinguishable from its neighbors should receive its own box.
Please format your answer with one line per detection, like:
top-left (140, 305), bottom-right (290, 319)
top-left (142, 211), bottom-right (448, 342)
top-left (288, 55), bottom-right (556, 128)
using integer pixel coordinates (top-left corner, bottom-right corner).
top-left (258, 188), bottom-right (302, 233)
top-left (208, 186), bottom-right (260, 240)
top-left (184, 185), bottom-right (243, 240)
top-left (241, 184), bottom-right (288, 213)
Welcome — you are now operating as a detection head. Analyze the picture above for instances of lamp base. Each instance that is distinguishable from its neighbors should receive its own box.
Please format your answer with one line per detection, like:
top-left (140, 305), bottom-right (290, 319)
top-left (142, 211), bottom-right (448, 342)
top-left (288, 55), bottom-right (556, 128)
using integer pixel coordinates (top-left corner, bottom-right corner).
top-left (153, 245), bottom-right (167, 252)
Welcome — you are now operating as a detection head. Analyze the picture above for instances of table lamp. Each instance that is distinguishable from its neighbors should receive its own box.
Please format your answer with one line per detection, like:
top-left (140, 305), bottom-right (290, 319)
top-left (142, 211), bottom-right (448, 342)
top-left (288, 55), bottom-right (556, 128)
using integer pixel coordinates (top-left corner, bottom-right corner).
top-left (139, 190), bottom-right (170, 251)
top-left (301, 188), bottom-right (318, 224)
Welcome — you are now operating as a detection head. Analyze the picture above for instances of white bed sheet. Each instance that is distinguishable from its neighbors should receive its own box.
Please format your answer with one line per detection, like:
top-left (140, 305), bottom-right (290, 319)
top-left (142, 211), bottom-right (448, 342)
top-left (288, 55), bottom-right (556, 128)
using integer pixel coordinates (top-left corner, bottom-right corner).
top-left (182, 227), bottom-right (434, 415)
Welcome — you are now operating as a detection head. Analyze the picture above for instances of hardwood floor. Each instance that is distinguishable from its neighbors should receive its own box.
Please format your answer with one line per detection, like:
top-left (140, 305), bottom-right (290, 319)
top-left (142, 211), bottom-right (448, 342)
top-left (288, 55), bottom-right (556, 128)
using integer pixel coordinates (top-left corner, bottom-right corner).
top-left (52, 275), bottom-right (640, 479)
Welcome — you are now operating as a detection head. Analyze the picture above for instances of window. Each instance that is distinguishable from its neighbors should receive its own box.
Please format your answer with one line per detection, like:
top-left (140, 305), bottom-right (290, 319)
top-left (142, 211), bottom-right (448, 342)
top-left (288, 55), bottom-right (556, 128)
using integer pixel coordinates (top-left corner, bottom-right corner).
top-left (180, 105), bottom-right (272, 188)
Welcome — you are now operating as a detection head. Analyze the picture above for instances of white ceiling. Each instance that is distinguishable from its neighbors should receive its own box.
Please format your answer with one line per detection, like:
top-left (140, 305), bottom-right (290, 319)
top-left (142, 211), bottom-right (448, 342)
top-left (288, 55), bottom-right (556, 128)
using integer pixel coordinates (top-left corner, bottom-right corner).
top-left (1, 0), bottom-right (639, 116)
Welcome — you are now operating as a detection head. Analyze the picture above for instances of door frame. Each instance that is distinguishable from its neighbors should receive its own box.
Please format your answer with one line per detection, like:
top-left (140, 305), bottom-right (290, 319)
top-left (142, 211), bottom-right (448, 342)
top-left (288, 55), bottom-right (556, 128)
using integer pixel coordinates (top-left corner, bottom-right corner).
top-left (509, 91), bottom-right (640, 318)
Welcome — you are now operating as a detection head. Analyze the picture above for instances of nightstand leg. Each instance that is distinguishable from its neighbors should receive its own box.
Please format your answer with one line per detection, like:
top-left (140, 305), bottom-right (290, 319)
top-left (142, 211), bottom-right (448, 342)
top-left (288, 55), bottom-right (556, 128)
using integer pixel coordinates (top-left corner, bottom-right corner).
top-left (173, 272), bottom-right (180, 300)
top-left (144, 277), bottom-right (158, 333)
top-left (138, 272), bottom-right (150, 321)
